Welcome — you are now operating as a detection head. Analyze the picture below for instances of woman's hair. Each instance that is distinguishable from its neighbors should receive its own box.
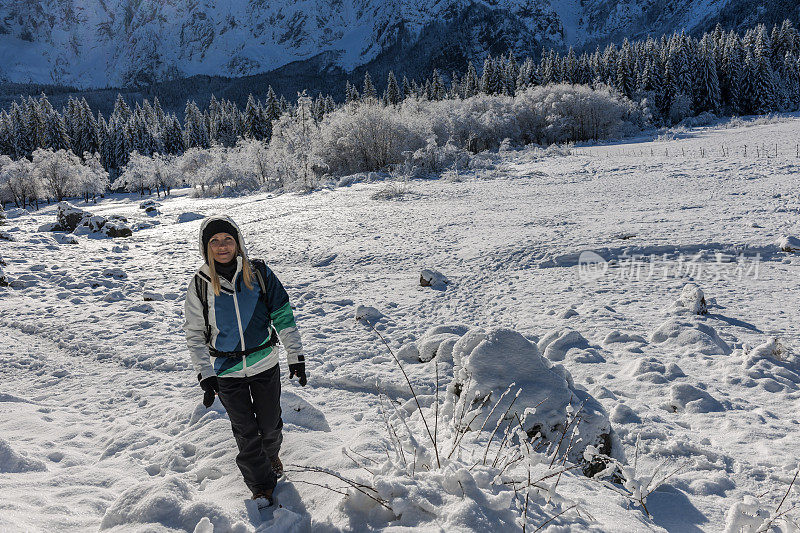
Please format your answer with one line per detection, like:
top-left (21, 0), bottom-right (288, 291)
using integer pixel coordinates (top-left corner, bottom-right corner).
top-left (206, 241), bottom-right (255, 296)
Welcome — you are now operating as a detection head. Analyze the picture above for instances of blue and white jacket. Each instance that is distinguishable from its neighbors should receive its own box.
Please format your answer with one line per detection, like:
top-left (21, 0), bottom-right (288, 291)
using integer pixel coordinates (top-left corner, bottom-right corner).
top-left (184, 216), bottom-right (303, 380)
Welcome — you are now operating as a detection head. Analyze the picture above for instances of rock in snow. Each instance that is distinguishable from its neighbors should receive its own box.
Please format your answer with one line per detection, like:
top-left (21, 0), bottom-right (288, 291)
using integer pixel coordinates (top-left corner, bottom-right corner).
top-left (777, 235), bottom-right (800, 253)
top-left (420, 268), bottom-right (449, 290)
top-left (667, 283), bottom-right (708, 315)
top-left (52, 202), bottom-right (133, 238)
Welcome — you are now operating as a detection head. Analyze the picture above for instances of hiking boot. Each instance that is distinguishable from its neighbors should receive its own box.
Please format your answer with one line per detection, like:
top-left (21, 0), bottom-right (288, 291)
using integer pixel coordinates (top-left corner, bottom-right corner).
top-left (252, 488), bottom-right (274, 507)
top-left (270, 455), bottom-right (284, 477)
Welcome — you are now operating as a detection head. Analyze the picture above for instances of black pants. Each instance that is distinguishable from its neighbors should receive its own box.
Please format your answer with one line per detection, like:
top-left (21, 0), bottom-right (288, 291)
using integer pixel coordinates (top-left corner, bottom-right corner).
top-left (218, 363), bottom-right (283, 493)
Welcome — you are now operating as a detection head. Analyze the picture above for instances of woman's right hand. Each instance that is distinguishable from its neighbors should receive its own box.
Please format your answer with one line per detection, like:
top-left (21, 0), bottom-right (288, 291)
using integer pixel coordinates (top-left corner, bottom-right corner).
top-left (199, 375), bottom-right (220, 407)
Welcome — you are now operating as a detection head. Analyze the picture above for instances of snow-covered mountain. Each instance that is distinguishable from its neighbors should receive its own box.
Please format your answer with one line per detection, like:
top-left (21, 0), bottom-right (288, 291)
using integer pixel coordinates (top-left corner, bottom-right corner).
top-left (0, 0), bottom-right (796, 89)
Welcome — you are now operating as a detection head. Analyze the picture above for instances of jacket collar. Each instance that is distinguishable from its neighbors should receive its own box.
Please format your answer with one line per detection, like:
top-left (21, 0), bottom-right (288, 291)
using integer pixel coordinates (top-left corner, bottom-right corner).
top-left (197, 256), bottom-right (242, 293)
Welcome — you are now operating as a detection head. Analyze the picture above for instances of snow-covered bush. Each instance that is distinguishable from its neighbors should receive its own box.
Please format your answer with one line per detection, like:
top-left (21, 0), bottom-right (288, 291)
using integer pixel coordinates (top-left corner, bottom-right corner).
top-left (415, 325), bottom-right (468, 363)
top-left (314, 100), bottom-right (426, 175)
top-left (778, 235), bottom-right (800, 253)
top-left (446, 327), bottom-right (616, 467)
top-left (513, 84), bottom-right (645, 145)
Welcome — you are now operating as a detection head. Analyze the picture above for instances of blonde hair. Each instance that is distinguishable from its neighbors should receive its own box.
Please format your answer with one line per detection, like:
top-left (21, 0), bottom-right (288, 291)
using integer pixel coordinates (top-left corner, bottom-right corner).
top-left (206, 242), bottom-right (255, 296)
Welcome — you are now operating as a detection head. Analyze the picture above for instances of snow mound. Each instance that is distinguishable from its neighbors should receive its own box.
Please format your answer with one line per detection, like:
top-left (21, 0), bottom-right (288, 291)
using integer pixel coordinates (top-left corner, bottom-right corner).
top-left (610, 403), bottom-right (641, 425)
top-left (741, 339), bottom-right (800, 393)
top-left (52, 233), bottom-right (78, 244)
top-left (537, 329), bottom-right (603, 363)
top-left (420, 268), bottom-right (449, 290)
top-left (650, 318), bottom-right (731, 355)
top-left (667, 283), bottom-right (708, 315)
top-left (627, 357), bottom-right (685, 384)
top-left (777, 235), bottom-right (800, 253)
top-left (142, 290), bottom-right (165, 302)
top-left (396, 343), bottom-right (421, 362)
top-left (416, 325), bottom-right (469, 363)
top-left (0, 265), bottom-right (7, 287)
top-left (281, 390), bottom-right (331, 432)
top-left (3, 207), bottom-right (28, 219)
top-left (177, 211), bottom-right (205, 223)
top-left (668, 383), bottom-right (725, 413)
top-left (0, 438), bottom-right (46, 473)
top-left (340, 461), bottom-right (519, 531)
top-left (603, 330), bottom-right (647, 346)
top-left (140, 199), bottom-right (162, 215)
top-left (99, 476), bottom-right (238, 531)
top-left (449, 327), bottom-right (615, 465)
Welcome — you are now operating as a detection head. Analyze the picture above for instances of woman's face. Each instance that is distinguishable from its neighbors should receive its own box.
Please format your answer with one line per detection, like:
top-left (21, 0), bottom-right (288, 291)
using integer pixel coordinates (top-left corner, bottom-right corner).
top-left (209, 232), bottom-right (237, 264)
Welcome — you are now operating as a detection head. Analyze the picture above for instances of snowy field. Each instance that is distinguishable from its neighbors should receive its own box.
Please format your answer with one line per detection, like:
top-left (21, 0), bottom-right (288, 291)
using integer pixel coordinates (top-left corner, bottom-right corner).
top-left (2, 116), bottom-right (800, 532)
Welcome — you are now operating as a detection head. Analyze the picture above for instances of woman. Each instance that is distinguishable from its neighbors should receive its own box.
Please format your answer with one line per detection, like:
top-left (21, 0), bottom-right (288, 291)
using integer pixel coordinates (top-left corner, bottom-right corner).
top-left (183, 214), bottom-right (306, 505)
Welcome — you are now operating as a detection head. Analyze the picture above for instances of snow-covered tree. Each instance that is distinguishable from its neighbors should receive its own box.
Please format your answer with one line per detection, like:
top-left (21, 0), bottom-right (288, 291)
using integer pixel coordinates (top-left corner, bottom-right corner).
top-left (32, 148), bottom-right (84, 202)
top-left (75, 152), bottom-right (109, 202)
top-left (0, 156), bottom-right (35, 207)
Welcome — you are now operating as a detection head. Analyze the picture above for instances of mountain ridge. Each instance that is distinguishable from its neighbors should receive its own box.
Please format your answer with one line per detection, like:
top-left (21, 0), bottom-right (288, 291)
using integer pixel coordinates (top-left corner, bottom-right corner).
top-left (0, 0), bottom-right (797, 90)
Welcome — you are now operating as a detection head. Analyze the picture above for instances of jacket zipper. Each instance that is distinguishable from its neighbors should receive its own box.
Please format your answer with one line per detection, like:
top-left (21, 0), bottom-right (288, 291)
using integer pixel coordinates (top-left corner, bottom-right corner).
top-left (230, 269), bottom-right (247, 372)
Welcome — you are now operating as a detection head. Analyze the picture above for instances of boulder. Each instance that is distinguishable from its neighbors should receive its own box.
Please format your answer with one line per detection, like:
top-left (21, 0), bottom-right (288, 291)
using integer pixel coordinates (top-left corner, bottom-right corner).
top-left (420, 268), bottom-right (449, 290)
top-left (667, 283), bottom-right (708, 315)
top-left (56, 202), bottom-right (91, 232)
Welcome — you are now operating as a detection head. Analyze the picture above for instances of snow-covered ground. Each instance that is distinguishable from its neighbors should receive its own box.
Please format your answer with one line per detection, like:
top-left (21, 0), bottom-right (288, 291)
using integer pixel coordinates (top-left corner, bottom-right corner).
top-left (2, 116), bottom-right (800, 532)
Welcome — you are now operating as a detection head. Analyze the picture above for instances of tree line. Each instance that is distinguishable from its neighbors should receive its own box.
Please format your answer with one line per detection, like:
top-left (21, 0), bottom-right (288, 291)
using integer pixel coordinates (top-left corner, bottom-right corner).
top-left (0, 20), bottom-right (797, 205)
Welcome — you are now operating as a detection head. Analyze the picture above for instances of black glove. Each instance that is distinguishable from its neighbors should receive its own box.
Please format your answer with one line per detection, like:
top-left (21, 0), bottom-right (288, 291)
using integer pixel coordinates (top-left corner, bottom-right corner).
top-left (198, 374), bottom-right (219, 407)
top-left (289, 363), bottom-right (307, 387)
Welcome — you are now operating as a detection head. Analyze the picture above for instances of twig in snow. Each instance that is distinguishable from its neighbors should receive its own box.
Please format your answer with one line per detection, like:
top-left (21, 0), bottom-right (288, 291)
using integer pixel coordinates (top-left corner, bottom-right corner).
top-left (532, 504), bottom-right (578, 532)
top-left (364, 321), bottom-right (441, 468)
top-left (482, 389), bottom-right (521, 466)
top-left (288, 464), bottom-right (394, 512)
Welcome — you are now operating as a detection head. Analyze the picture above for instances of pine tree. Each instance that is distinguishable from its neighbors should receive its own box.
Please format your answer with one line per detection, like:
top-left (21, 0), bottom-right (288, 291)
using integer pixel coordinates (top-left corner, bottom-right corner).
top-left (401, 76), bottom-right (412, 98)
top-left (264, 86), bottom-right (281, 123)
top-left (463, 62), bottom-right (479, 97)
top-left (503, 52), bottom-right (519, 94)
top-left (345, 81), bottom-right (359, 104)
top-left (112, 94), bottom-right (132, 123)
top-left (385, 71), bottom-right (401, 105)
top-left (184, 101), bottom-right (210, 149)
top-left (615, 40), bottom-right (636, 99)
top-left (162, 114), bottom-right (185, 154)
top-left (782, 52), bottom-right (800, 110)
top-left (245, 94), bottom-right (263, 139)
top-left (431, 69), bottom-right (446, 100)
top-left (693, 39), bottom-right (721, 112)
top-left (362, 72), bottom-right (377, 100)
top-left (752, 26), bottom-right (779, 113)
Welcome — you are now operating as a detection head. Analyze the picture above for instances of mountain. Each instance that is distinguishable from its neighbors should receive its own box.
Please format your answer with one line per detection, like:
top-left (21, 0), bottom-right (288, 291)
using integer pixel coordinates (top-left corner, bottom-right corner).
top-left (0, 0), bottom-right (798, 90)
